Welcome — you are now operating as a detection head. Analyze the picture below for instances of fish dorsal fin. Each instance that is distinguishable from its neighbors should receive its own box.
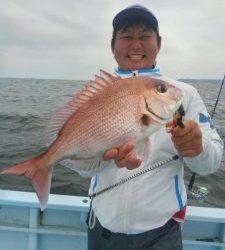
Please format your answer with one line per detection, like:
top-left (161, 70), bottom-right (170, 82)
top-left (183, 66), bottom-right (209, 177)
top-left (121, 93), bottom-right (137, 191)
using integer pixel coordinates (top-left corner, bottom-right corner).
top-left (46, 102), bottom-right (75, 146)
top-left (46, 70), bottom-right (121, 146)
top-left (100, 69), bottom-right (119, 82)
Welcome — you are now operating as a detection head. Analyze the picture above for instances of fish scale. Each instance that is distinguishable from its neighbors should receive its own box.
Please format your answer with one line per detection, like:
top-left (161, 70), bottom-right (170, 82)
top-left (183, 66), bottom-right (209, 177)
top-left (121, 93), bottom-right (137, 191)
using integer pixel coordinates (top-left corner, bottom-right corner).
top-left (68, 95), bottom-right (139, 155)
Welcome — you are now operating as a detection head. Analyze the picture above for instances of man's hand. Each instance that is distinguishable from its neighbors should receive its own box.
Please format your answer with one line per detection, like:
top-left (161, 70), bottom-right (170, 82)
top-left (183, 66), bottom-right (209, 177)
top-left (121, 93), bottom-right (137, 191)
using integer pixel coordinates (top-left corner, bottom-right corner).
top-left (103, 140), bottom-right (142, 170)
top-left (171, 120), bottom-right (203, 157)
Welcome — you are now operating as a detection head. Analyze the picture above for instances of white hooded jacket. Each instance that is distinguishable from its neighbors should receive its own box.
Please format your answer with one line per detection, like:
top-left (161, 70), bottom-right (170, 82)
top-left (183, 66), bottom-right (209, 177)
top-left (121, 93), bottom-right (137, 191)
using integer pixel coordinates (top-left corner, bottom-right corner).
top-left (62, 69), bottom-right (224, 234)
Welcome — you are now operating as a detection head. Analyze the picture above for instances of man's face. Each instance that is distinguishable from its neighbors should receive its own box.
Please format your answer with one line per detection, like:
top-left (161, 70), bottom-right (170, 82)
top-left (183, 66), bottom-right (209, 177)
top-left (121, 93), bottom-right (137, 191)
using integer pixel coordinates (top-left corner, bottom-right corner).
top-left (112, 25), bottom-right (161, 70)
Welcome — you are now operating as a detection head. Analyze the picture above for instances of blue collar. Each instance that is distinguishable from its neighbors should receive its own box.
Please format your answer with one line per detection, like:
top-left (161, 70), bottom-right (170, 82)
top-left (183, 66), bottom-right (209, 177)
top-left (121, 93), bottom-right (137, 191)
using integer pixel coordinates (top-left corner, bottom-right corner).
top-left (115, 68), bottom-right (160, 77)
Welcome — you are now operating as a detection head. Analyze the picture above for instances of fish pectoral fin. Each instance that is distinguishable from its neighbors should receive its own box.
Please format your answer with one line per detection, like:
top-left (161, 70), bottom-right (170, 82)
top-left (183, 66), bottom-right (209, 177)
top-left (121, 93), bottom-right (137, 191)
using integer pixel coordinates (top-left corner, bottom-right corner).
top-left (0, 155), bottom-right (53, 211)
top-left (60, 158), bottom-right (102, 177)
top-left (135, 138), bottom-right (151, 164)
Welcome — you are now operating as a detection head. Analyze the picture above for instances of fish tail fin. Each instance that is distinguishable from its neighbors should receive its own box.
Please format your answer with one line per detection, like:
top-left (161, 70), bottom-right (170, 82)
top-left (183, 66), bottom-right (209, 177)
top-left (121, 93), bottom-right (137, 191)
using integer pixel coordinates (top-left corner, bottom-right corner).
top-left (1, 154), bottom-right (52, 210)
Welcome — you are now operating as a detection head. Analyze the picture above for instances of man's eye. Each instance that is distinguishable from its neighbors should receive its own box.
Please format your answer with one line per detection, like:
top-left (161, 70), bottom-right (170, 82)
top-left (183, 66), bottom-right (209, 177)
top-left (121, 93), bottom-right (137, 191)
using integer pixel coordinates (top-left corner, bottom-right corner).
top-left (122, 35), bottom-right (132, 39)
top-left (156, 83), bottom-right (167, 93)
top-left (141, 35), bottom-right (151, 39)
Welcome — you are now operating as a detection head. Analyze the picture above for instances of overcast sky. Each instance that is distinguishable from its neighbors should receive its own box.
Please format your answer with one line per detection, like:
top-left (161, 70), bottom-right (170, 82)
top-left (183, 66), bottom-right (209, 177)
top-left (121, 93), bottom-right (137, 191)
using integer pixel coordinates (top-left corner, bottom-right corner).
top-left (0, 0), bottom-right (225, 80)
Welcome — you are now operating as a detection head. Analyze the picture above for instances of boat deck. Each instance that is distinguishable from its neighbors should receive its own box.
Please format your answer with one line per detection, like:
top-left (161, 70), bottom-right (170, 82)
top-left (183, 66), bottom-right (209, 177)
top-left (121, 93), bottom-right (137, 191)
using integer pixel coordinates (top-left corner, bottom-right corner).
top-left (0, 189), bottom-right (225, 250)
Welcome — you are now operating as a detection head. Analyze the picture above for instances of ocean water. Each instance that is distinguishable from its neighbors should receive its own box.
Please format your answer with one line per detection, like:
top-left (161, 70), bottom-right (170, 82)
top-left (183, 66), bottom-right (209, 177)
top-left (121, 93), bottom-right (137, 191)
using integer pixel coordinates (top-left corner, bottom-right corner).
top-left (0, 77), bottom-right (224, 208)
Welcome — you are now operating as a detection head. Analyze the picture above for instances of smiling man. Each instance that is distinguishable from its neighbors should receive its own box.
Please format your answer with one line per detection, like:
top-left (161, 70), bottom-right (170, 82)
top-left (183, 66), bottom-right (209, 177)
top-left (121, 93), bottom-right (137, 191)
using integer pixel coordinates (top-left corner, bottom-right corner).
top-left (111, 8), bottom-right (161, 71)
top-left (86, 5), bottom-right (224, 250)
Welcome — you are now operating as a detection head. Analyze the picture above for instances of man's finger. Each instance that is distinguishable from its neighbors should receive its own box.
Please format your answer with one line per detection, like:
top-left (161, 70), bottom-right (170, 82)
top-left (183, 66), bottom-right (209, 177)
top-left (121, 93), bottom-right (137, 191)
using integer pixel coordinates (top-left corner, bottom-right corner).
top-left (117, 141), bottom-right (135, 161)
top-left (116, 151), bottom-right (141, 169)
top-left (103, 148), bottom-right (118, 160)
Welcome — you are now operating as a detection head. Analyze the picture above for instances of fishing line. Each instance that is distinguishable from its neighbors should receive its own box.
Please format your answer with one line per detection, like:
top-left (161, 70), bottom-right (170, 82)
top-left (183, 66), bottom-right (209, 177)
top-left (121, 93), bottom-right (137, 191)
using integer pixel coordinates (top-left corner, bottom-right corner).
top-left (188, 74), bottom-right (225, 198)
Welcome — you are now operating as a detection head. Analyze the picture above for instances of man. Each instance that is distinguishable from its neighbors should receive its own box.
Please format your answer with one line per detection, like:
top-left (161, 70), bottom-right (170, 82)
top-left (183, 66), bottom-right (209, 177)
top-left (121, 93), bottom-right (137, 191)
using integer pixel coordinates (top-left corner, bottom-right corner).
top-left (86, 5), bottom-right (224, 250)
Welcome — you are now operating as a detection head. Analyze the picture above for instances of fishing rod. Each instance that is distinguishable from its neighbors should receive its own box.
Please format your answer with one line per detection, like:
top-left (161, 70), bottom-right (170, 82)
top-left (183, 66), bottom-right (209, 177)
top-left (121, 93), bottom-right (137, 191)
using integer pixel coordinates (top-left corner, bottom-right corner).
top-left (188, 73), bottom-right (225, 198)
top-left (211, 74), bottom-right (225, 119)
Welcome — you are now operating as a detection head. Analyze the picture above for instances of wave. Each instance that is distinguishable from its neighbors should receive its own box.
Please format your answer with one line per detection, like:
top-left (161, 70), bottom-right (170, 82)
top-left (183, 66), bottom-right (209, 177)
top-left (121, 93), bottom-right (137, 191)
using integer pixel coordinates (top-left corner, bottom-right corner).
top-left (0, 112), bottom-right (41, 123)
top-left (0, 113), bottom-right (45, 134)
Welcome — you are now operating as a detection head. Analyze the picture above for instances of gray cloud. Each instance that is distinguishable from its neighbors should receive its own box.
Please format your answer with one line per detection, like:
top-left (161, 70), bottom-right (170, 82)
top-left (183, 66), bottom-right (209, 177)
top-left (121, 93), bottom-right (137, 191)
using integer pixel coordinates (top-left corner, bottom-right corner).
top-left (0, 0), bottom-right (224, 79)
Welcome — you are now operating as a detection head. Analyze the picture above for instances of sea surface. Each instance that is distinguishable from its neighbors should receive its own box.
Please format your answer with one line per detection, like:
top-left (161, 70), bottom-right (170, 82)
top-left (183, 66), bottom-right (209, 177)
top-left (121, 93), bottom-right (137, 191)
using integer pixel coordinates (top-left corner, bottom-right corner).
top-left (0, 77), bottom-right (224, 208)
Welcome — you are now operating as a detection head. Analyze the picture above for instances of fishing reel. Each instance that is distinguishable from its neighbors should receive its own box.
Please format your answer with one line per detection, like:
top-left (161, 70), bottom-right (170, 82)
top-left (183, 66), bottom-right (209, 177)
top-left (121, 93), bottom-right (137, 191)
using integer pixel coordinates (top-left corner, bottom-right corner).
top-left (188, 185), bottom-right (209, 201)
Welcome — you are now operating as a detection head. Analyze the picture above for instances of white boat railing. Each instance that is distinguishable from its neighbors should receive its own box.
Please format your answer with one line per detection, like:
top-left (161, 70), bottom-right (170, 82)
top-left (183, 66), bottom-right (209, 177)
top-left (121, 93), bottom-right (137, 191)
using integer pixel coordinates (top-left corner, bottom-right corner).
top-left (0, 189), bottom-right (225, 250)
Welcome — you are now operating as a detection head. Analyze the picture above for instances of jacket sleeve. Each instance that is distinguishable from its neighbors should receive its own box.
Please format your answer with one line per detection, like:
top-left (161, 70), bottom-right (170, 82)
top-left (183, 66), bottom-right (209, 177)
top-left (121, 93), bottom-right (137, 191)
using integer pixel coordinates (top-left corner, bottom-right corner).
top-left (182, 87), bottom-right (224, 175)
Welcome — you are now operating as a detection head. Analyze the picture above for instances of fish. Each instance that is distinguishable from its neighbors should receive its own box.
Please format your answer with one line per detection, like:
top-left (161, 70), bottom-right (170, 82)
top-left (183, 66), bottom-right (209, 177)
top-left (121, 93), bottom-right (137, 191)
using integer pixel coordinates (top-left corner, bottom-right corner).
top-left (0, 70), bottom-right (183, 210)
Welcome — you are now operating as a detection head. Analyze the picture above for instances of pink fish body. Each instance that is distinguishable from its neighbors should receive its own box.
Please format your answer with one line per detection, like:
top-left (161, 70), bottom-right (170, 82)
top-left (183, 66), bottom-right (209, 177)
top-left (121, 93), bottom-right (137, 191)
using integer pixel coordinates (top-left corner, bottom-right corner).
top-left (1, 70), bottom-right (183, 209)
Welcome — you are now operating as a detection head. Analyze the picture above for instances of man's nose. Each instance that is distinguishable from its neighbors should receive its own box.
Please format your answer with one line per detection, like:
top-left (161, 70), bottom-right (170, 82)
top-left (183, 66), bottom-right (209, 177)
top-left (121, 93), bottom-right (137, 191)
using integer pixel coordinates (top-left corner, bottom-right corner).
top-left (130, 38), bottom-right (142, 49)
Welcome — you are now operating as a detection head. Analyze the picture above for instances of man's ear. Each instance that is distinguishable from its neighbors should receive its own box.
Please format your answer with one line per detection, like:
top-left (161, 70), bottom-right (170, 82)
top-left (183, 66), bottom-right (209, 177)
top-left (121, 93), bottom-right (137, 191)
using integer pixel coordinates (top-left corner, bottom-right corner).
top-left (111, 40), bottom-right (115, 53)
top-left (158, 35), bottom-right (162, 50)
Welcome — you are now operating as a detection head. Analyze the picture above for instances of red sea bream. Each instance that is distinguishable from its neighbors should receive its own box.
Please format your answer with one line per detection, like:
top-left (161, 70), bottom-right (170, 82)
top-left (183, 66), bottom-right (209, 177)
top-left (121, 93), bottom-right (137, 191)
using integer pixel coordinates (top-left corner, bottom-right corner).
top-left (1, 70), bottom-right (183, 210)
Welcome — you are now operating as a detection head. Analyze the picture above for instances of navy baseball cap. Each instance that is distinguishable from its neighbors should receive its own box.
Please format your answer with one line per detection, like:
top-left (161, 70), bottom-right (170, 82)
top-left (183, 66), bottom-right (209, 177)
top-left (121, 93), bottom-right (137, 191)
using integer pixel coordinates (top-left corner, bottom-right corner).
top-left (112, 5), bottom-right (159, 32)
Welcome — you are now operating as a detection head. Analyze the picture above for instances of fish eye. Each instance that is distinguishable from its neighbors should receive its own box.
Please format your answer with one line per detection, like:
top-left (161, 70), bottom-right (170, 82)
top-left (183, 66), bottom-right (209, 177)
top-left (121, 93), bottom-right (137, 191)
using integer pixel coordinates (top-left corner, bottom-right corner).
top-left (156, 83), bottom-right (167, 93)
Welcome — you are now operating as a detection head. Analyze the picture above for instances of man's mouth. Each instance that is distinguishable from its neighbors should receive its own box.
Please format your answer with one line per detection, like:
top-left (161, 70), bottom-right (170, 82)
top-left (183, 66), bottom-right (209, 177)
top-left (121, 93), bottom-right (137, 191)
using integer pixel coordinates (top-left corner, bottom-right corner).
top-left (128, 55), bottom-right (145, 61)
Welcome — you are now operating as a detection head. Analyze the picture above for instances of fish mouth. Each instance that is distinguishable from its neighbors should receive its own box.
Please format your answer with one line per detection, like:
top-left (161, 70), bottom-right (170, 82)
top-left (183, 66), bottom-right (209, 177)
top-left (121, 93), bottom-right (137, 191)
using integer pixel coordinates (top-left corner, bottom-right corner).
top-left (144, 98), bottom-right (168, 122)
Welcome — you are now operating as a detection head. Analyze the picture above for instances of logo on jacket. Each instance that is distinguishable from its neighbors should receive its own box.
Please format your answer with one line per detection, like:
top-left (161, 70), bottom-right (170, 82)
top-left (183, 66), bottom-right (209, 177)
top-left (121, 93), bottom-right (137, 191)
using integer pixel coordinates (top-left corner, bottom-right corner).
top-left (199, 113), bottom-right (214, 129)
